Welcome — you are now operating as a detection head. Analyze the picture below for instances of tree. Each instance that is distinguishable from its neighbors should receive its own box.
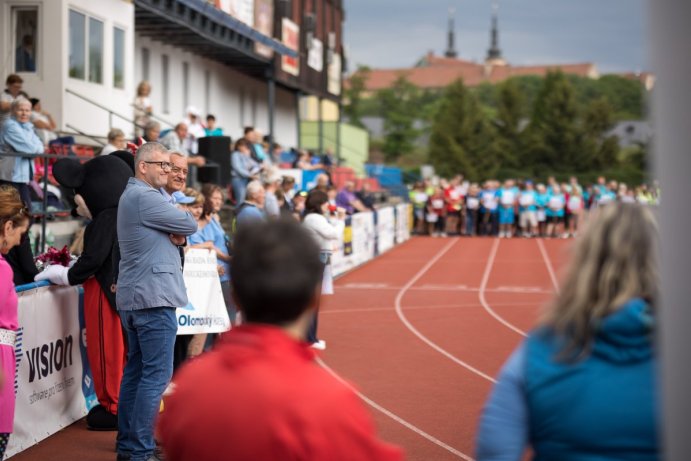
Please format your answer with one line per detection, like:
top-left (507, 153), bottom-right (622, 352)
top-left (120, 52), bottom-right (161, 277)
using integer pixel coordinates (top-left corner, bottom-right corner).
top-left (582, 97), bottom-right (619, 170)
top-left (343, 65), bottom-right (370, 128)
top-left (493, 79), bottom-right (526, 169)
top-left (524, 71), bottom-right (582, 172)
top-left (428, 79), bottom-right (499, 180)
top-left (377, 76), bottom-right (420, 161)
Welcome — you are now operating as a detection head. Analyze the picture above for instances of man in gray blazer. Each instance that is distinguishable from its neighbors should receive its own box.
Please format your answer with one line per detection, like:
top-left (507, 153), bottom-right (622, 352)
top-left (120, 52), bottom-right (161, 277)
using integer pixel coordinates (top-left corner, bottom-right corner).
top-left (115, 142), bottom-right (197, 461)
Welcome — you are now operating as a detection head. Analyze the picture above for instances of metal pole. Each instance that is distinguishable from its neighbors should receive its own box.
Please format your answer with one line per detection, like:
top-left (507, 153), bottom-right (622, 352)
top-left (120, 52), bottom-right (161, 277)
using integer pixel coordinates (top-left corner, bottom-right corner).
top-left (267, 62), bottom-right (276, 154)
top-left (318, 97), bottom-right (323, 155)
top-left (296, 90), bottom-right (302, 149)
top-left (651, 1), bottom-right (691, 459)
top-left (41, 156), bottom-right (48, 253)
top-left (336, 102), bottom-right (342, 166)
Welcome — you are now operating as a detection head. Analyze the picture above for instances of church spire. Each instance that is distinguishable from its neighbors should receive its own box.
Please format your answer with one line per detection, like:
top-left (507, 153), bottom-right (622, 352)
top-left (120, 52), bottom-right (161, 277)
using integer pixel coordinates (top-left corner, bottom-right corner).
top-left (445, 7), bottom-right (458, 59)
top-left (486, 0), bottom-right (504, 64)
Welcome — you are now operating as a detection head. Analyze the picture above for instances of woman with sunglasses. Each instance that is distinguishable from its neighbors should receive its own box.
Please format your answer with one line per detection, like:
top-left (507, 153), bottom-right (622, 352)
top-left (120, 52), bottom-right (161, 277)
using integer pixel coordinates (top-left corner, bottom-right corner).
top-left (0, 186), bottom-right (30, 458)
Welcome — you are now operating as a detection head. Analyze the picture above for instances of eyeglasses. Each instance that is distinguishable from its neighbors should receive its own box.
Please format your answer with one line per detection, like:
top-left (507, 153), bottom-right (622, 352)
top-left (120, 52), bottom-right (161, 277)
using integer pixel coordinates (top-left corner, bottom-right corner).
top-left (171, 166), bottom-right (188, 175)
top-left (143, 161), bottom-right (173, 171)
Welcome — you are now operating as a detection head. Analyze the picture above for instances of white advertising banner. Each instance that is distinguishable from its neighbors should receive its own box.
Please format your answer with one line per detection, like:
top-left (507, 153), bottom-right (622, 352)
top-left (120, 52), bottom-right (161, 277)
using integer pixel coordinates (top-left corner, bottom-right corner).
top-left (307, 38), bottom-right (324, 72)
top-left (376, 207), bottom-right (396, 254)
top-left (327, 53), bottom-right (342, 96)
top-left (7, 286), bottom-right (95, 458)
top-left (281, 18), bottom-right (300, 76)
top-left (179, 250), bottom-right (231, 335)
top-left (223, 0), bottom-right (255, 26)
top-left (351, 212), bottom-right (376, 266)
top-left (253, 0), bottom-right (274, 58)
top-left (395, 204), bottom-right (411, 243)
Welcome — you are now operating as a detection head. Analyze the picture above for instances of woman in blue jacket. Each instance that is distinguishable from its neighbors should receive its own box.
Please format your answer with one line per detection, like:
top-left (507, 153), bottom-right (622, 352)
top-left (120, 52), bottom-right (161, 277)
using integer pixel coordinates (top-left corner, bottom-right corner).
top-left (476, 203), bottom-right (659, 461)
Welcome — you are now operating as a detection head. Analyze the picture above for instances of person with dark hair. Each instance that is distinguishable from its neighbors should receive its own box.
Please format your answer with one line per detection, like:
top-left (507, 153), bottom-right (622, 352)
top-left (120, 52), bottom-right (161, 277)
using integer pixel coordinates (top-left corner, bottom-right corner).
top-left (302, 190), bottom-right (343, 350)
top-left (204, 115), bottom-right (223, 136)
top-left (230, 138), bottom-right (260, 204)
top-left (157, 220), bottom-right (402, 461)
top-left (1, 75), bottom-right (25, 137)
top-left (0, 186), bottom-right (30, 458)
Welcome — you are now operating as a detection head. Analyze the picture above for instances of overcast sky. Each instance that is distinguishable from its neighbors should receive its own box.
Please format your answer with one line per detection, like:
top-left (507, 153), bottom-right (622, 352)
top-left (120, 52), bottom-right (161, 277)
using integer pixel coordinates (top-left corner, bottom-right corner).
top-left (344, 0), bottom-right (647, 73)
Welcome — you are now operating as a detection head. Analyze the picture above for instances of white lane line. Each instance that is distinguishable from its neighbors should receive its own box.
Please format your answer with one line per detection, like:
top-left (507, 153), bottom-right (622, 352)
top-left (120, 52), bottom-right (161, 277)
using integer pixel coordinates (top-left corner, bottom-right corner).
top-left (394, 239), bottom-right (498, 383)
top-left (339, 285), bottom-right (554, 294)
top-left (323, 301), bottom-right (540, 315)
top-left (536, 239), bottom-right (560, 293)
top-left (316, 357), bottom-right (475, 461)
top-left (478, 239), bottom-right (528, 337)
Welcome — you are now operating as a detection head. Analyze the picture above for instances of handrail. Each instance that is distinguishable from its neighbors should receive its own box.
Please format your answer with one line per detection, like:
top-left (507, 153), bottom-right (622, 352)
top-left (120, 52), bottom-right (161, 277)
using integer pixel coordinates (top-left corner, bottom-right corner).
top-left (65, 88), bottom-right (147, 132)
top-left (128, 104), bottom-right (175, 129)
top-left (63, 125), bottom-right (107, 146)
top-left (15, 280), bottom-right (51, 293)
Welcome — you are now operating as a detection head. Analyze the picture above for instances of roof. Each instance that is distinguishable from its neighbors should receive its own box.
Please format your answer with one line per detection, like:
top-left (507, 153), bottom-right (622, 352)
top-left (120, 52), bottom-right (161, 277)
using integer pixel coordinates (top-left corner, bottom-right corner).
top-left (351, 52), bottom-right (599, 92)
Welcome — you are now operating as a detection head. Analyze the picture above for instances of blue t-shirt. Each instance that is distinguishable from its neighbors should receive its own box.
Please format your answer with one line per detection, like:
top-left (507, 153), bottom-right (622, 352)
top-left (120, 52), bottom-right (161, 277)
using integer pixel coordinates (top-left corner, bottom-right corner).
top-left (546, 193), bottom-right (566, 217)
top-left (189, 218), bottom-right (230, 282)
top-left (236, 203), bottom-right (266, 226)
top-left (519, 190), bottom-right (538, 212)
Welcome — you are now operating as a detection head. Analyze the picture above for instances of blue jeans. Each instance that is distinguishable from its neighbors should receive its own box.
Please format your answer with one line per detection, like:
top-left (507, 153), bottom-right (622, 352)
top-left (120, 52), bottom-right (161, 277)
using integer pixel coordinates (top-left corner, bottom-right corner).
top-left (117, 307), bottom-right (177, 461)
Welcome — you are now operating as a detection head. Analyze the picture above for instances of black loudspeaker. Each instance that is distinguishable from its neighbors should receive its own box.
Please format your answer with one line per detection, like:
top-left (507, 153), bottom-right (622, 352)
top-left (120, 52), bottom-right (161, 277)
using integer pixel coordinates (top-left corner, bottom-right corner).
top-left (197, 164), bottom-right (221, 185)
top-left (197, 136), bottom-right (231, 186)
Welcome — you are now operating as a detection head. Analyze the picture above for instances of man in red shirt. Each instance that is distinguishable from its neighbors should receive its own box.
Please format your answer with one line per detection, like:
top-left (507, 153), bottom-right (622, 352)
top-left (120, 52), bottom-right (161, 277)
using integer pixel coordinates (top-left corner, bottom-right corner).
top-left (157, 220), bottom-right (403, 461)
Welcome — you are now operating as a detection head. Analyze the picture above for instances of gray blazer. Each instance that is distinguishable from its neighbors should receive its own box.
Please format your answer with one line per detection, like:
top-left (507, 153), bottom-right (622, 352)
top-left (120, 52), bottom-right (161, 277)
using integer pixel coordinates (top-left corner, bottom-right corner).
top-left (116, 178), bottom-right (198, 311)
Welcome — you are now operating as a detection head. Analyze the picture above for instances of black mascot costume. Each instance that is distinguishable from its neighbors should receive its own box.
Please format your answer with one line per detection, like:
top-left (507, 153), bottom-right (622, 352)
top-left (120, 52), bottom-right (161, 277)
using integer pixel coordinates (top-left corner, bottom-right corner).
top-left (35, 152), bottom-right (133, 430)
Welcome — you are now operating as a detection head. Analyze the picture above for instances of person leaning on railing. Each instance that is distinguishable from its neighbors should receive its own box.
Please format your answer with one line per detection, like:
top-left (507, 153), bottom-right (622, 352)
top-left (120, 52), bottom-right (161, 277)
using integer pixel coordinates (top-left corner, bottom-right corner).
top-left (0, 186), bottom-right (31, 459)
top-left (0, 97), bottom-right (43, 284)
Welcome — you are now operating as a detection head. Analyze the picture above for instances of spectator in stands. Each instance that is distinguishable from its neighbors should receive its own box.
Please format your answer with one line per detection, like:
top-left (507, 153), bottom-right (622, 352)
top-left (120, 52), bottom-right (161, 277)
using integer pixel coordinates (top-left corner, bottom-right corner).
top-left (0, 75), bottom-right (26, 131)
top-left (263, 173), bottom-right (282, 219)
top-left (183, 106), bottom-right (206, 155)
top-left (28, 98), bottom-right (57, 146)
top-left (0, 186), bottom-right (30, 459)
top-left (204, 115), bottom-right (223, 136)
top-left (476, 203), bottom-right (659, 460)
top-left (116, 142), bottom-right (198, 461)
top-left (336, 181), bottom-right (366, 215)
top-left (133, 81), bottom-right (153, 137)
top-left (294, 150), bottom-right (322, 170)
top-left (269, 142), bottom-right (283, 164)
top-left (251, 129), bottom-right (268, 163)
top-left (158, 219), bottom-right (403, 461)
top-left (192, 184), bottom-right (234, 323)
top-left (356, 181), bottom-right (376, 211)
top-left (235, 180), bottom-right (266, 226)
top-left (100, 128), bottom-right (127, 156)
top-left (281, 175), bottom-right (297, 202)
top-left (242, 126), bottom-right (263, 163)
top-left (161, 122), bottom-right (206, 167)
top-left (231, 139), bottom-right (260, 205)
top-left (0, 98), bottom-right (43, 287)
top-left (312, 173), bottom-right (330, 192)
top-left (142, 121), bottom-right (161, 143)
top-left (302, 190), bottom-right (343, 350)
top-left (15, 35), bottom-right (35, 72)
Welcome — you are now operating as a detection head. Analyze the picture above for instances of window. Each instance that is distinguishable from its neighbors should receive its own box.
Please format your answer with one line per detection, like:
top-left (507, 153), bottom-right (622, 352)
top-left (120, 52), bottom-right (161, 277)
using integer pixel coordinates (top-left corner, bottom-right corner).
top-left (69, 10), bottom-right (104, 84)
top-left (141, 47), bottom-right (150, 81)
top-left (69, 10), bottom-right (85, 79)
top-left (162, 54), bottom-right (169, 114)
top-left (113, 27), bottom-right (125, 89)
top-left (13, 7), bottom-right (39, 73)
top-left (182, 62), bottom-right (189, 110)
top-left (88, 18), bottom-right (103, 83)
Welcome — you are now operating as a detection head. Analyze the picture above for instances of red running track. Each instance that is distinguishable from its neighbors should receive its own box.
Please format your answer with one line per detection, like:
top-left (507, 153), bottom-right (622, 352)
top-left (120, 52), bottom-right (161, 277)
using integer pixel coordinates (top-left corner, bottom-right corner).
top-left (9, 236), bottom-right (572, 461)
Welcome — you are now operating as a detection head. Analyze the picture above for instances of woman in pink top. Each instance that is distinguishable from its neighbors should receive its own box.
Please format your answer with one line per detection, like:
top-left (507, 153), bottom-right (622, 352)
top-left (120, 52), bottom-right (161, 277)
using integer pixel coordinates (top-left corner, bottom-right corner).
top-left (0, 185), bottom-right (31, 457)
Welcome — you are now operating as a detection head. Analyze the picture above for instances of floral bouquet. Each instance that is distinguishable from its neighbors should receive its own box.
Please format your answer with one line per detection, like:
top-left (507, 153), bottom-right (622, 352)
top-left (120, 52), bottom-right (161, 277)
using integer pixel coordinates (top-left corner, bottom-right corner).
top-left (35, 246), bottom-right (75, 271)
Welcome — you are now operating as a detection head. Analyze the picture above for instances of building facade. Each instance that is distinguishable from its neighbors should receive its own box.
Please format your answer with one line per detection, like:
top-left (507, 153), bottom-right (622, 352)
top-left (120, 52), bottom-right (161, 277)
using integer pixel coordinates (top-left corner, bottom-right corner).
top-left (0, 0), bottom-right (344, 149)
